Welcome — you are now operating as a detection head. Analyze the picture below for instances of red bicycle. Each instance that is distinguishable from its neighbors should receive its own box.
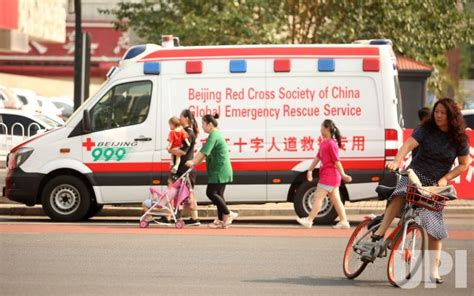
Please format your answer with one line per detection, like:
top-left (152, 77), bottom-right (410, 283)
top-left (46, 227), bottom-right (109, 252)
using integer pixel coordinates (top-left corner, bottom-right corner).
top-left (342, 169), bottom-right (454, 287)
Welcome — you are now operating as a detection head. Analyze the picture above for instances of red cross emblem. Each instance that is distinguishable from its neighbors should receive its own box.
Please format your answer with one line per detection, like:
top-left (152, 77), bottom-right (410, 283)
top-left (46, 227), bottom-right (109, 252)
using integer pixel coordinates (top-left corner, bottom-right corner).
top-left (82, 138), bottom-right (96, 151)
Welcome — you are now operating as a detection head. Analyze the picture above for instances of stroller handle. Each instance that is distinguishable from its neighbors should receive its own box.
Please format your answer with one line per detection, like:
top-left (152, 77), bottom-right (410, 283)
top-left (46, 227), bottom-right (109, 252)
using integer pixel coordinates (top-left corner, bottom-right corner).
top-left (174, 166), bottom-right (195, 180)
top-left (184, 166), bottom-right (195, 175)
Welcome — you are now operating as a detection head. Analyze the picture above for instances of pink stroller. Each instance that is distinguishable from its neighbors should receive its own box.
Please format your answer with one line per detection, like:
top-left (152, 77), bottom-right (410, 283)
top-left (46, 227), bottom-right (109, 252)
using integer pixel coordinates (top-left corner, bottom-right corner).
top-left (139, 168), bottom-right (193, 228)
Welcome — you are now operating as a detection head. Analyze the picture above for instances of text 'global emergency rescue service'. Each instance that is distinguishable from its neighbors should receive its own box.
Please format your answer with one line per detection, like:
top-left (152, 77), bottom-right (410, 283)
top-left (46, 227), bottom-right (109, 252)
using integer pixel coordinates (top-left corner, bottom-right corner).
top-left (187, 86), bottom-right (362, 120)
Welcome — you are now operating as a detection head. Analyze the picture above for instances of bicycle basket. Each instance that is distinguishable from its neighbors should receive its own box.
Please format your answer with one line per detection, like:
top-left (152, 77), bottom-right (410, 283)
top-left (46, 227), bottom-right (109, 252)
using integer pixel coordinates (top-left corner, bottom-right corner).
top-left (405, 185), bottom-right (451, 212)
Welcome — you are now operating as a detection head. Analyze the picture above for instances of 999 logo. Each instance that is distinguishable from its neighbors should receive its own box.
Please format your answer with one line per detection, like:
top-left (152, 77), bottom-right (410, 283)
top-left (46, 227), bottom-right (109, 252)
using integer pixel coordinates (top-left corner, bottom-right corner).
top-left (91, 147), bottom-right (127, 161)
top-left (82, 138), bottom-right (137, 161)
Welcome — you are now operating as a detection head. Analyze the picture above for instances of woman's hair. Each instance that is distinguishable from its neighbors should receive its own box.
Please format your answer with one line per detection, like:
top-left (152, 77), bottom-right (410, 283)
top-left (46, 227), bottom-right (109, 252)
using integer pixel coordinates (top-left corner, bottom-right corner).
top-left (322, 119), bottom-right (342, 148)
top-left (202, 113), bottom-right (219, 127)
top-left (423, 97), bottom-right (468, 147)
top-left (168, 116), bottom-right (180, 127)
top-left (181, 109), bottom-right (199, 136)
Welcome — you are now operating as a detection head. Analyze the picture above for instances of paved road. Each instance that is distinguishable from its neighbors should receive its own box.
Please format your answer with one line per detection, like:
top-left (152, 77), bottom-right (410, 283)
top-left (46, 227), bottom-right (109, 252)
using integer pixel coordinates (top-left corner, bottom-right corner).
top-left (1, 218), bottom-right (473, 296)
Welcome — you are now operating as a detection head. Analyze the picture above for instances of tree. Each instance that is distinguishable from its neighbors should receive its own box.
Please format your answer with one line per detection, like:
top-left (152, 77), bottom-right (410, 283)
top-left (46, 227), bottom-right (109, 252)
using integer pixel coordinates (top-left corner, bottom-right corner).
top-left (100, 0), bottom-right (285, 45)
top-left (283, 0), bottom-right (473, 97)
top-left (101, 0), bottom-right (473, 97)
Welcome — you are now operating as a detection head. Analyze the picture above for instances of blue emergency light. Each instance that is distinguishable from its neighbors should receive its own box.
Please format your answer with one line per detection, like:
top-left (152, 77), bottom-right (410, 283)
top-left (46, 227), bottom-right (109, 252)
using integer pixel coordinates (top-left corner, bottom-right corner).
top-left (229, 60), bottom-right (247, 73)
top-left (369, 39), bottom-right (392, 45)
top-left (124, 45), bottom-right (147, 60)
top-left (144, 62), bottom-right (161, 74)
top-left (318, 59), bottom-right (335, 72)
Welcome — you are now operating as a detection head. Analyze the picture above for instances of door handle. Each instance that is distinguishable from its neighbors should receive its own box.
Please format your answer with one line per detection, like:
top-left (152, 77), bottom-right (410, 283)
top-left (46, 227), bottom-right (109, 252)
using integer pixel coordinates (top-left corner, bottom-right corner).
top-left (134, 136), bottom-right (152, 141)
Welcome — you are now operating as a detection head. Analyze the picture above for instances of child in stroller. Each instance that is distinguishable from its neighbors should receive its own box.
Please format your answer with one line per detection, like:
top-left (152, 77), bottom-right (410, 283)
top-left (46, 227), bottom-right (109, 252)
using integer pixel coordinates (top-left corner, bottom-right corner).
top-left (140, 168), bottom-right (193, 228)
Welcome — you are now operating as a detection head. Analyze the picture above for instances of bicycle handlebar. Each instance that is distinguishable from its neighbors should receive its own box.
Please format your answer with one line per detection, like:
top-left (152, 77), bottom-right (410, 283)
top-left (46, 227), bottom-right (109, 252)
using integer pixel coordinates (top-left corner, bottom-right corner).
top-left (389, 168), bottom-right (409, 177)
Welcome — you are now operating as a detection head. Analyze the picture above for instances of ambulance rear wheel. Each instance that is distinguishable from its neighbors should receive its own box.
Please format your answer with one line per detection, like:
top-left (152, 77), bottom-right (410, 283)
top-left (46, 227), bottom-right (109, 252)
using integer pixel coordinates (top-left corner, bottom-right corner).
top-left (41, 175), bottom-right (91, 222)
top-left (294, 180), bottom-right (338, 225)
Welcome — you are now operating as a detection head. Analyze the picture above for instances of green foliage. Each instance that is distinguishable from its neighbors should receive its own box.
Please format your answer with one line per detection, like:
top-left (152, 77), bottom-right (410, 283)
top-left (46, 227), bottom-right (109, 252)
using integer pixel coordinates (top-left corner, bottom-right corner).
top-left (100, 0), bottom-right (473, 97)
top-left (460, 44), bottom-right (474, 79)
top-left (283, 0), bottom-right (473, 97)
top-left (99, 0), bottom-right (285, 45)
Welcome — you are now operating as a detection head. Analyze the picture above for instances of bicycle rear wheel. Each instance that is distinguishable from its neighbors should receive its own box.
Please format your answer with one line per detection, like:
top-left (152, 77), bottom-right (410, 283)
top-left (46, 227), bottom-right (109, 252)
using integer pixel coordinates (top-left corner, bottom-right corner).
top-left (343, 219), bottom-right (371, 279)
top-left (387, 223), bottom-right (427, 287)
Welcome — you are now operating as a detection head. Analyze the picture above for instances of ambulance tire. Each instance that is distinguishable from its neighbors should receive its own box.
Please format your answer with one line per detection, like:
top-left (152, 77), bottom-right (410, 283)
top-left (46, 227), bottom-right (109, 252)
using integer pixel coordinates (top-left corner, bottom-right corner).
top-left (294, 180), bottom-right (338, 225)
top-left (41, 175), bottom-right (92, 222)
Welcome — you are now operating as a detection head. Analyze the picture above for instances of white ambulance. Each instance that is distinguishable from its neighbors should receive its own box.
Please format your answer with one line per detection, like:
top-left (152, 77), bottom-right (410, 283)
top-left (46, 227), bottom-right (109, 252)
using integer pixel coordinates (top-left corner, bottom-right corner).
top-left (4, 39), bottom-right (403, 222)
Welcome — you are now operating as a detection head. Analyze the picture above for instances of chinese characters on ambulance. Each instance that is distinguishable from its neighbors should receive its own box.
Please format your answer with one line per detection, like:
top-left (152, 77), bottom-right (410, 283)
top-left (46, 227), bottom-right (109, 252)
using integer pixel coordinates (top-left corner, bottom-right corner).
top-left (197, 135), bottom-right (366, 153)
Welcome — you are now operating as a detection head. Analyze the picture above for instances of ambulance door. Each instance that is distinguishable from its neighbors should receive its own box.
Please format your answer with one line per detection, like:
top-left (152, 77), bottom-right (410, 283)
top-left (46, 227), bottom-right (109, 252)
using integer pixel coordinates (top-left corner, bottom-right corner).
top-left (215, 71), bottom-right (268, 203)
top-left (83, 79), bottom-right (157, 203)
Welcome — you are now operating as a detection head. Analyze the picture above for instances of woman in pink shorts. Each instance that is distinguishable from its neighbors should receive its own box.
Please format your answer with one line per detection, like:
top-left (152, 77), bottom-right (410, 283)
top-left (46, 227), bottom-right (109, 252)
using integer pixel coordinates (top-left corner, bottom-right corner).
top-left (296, 119), bottom-right (352, 229)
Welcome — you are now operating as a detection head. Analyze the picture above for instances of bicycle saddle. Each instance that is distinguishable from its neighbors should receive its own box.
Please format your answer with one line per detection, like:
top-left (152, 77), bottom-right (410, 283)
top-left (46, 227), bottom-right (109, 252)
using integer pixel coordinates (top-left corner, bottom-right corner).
top-left (376, 185), bottom-right (396, 201)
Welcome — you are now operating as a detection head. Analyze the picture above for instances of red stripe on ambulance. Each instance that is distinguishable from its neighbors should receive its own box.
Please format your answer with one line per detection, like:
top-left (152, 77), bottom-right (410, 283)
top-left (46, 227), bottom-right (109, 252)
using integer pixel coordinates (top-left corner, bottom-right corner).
top-left (85, 159), bottom-right (384, 173)
top-left (140, 47), bottom-right (380, 61)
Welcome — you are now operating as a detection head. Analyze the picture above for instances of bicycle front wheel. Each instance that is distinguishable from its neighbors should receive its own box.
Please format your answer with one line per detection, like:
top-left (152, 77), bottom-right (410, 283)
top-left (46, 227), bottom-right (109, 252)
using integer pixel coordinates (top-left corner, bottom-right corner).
top-left (343, 219), bottom-right (371, 279)
top-left (387, 223), bottom-right (427, 287)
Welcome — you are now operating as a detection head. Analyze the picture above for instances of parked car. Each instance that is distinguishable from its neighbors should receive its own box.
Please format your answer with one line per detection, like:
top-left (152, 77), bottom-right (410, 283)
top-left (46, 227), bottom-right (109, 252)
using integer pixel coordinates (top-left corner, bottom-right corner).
top-left (36, 96), bottom-right (65, 125)
top-left (462, 109), bottom-right (474, 129)
top-left (0, 108), bottom-right (57, 163)
top-left (6, 87), bottom-right (64, 125)
top-left (11, 88), bottom-right (42, 113)
top-left (50, 96), bottom-right (74, 119)
top-left (0, 86), bottom-right (23, 109)
top-left (464, 101), bottom-right (474, 109)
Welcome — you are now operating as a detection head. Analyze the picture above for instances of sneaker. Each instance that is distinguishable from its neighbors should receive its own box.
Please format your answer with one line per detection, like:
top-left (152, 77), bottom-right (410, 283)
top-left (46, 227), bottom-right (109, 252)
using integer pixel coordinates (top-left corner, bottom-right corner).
top-left (223, 211), bottom-right (239, 226)
top-left (296, 217), bottom-right (312, 228)
top-left (155, 216), bottom-right (172, 226)
top-left (333, 221), bottom-right (350, 229)
top-left (367, 215), bottom-right (383, 231)
top-left (208, 219), bottom-right (226, 229)
top-left (184, 218), bottom-right (201, 226)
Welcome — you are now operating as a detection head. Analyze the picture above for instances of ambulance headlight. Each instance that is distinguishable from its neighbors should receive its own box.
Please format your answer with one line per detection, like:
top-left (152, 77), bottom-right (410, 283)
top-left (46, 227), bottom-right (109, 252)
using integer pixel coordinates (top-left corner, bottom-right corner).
top-left (8, 147), bottom-right (34, 169)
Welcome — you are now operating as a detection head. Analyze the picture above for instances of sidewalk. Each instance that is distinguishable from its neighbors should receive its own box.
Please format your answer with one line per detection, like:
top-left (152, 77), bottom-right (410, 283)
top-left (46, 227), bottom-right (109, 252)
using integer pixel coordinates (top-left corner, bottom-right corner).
top-left (1, 196), bottom-right (473, 218)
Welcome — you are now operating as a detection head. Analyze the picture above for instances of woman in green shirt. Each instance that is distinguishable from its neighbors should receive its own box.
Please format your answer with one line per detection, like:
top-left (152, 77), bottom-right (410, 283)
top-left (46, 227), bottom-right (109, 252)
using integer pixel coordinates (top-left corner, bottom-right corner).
top-left (186, 114), bottom-right (237, 229)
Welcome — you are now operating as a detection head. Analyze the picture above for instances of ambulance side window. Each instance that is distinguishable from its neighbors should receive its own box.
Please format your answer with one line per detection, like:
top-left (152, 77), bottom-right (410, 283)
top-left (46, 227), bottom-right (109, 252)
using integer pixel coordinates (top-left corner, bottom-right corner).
top-left (394, 76), bottom-right (404, 128)
top-left (90, 81), bottom-right (152, 132)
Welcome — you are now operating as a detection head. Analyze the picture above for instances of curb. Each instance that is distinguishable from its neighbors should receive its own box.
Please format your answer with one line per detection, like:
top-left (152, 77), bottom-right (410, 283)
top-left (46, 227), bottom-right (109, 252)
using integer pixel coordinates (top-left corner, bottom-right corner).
top-left (0, 204), bottom-right (473, 218)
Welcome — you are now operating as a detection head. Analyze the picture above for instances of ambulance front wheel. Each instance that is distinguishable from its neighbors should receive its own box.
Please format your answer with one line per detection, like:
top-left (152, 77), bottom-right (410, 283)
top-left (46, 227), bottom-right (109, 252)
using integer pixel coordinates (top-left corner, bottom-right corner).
top-left (293, 180), bottom-right (338, 225)
top-left (41, 175), bottom-right (92, 222)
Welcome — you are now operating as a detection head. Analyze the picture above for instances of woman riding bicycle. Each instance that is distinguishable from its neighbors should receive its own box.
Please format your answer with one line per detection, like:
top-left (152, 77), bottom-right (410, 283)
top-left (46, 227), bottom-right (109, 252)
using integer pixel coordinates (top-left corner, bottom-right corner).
top-left (363, 98), bottom-right (471, 283)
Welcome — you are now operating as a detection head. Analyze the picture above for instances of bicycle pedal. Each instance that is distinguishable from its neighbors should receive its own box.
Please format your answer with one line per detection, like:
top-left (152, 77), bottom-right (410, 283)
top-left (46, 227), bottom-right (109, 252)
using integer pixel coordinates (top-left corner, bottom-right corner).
top-left (361, 255), bottom-right (375, 263)
top-left (361, 248), bottom-right (378, 263)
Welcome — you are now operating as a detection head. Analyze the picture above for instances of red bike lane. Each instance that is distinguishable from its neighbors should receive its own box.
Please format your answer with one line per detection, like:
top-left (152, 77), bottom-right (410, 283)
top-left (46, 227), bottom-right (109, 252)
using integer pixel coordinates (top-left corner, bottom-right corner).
top-left (1, 224), bottom-right (473, 240)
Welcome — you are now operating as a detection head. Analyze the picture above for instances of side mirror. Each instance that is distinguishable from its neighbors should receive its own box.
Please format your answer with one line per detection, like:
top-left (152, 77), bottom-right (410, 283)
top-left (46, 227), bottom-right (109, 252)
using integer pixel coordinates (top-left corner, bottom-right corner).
top-left (82, 110), bottom-right (91, 133)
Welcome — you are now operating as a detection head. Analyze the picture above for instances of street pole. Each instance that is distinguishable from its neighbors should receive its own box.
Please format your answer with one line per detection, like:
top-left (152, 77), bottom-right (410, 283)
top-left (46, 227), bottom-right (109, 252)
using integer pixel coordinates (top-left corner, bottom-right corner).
top-left (73, 0), bottom-right (82, 111)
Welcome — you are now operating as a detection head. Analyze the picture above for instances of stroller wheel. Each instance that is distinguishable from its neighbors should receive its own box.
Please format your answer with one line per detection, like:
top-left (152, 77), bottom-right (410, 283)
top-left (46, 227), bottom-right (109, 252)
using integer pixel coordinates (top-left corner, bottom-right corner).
top-left (175, 219), bottom-right (184, 229)
top-left (139, 220), bottom-right (149, 228)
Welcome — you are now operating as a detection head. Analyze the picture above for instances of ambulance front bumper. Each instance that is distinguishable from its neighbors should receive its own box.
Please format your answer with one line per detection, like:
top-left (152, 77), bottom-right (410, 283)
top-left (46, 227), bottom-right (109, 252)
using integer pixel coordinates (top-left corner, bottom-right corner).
top-left (5, 167), bottom-right (44, 206)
